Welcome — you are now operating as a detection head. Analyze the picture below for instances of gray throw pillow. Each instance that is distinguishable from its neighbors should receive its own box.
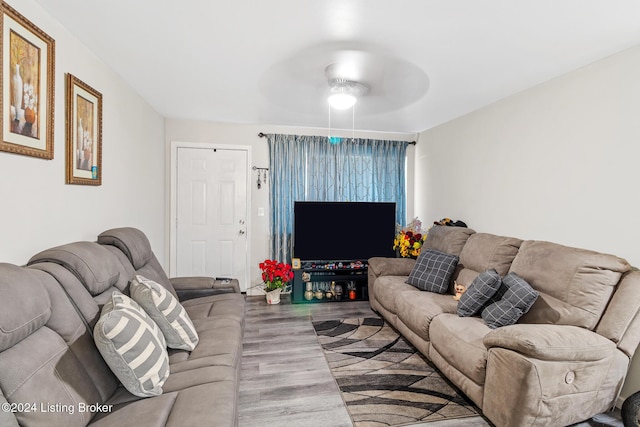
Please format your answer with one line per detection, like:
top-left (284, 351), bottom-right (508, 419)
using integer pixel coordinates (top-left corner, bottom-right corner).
top-left (457, 269), bottom-right (501, 317)
top-left (130, 275), bottom-right (199, 351)
top-left (94, 291), bottom-right (169, 397)
top-left (406, 249), bottom-right (459, 294)
top-left (481, 272), bottom-right (539, 329)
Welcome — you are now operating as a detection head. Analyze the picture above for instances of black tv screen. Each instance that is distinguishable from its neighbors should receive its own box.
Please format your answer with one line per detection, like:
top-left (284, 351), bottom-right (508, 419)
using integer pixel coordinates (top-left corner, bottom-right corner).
top-left (293, 201), bottom-right (396, 262)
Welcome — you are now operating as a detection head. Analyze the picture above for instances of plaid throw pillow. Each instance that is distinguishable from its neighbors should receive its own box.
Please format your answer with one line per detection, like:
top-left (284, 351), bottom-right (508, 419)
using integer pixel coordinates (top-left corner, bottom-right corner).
top-left (406, 249), bottom-right (459, 294)
top-left (482, 272), bottom-right (538, 329)
top-left (457, 269), bottom-right (501, 317)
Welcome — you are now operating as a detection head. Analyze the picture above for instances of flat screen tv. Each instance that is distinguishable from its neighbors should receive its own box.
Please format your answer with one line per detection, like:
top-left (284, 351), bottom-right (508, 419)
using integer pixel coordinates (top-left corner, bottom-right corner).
top-left (293, 201), bottom-right (397, 262)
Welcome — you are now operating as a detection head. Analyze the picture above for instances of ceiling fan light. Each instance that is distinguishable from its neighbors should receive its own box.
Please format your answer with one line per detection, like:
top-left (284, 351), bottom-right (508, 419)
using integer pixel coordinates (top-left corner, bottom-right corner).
top-left (328, 93), bottom-right (357, 110)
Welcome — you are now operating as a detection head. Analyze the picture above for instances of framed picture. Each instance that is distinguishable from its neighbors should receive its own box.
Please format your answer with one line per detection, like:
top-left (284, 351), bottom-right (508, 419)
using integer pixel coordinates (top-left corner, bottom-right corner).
top-left (65, 73), bottom-right (102, 185)
top-left (292, 258), bottom-right (301, 269)
top-left (1, 3), bottom-right (55, 159)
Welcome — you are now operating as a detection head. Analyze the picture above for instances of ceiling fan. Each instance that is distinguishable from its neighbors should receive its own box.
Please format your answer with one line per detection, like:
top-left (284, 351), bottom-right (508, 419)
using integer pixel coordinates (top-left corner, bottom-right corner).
top-left (259, 41), bottom-right (429, 118)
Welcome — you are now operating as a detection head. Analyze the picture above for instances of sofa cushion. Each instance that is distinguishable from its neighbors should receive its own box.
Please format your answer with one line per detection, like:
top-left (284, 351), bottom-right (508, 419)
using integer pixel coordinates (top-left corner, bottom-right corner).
top-left (29, 242), bottom-right (122, 296)
top-left (482, 273), bottom-right (538, 329)
top-left (455, 233), bottom-right (522, 287)
top-left (131, 275), bottom-right (199, 351)
top-left (597, 271), bottom-right (640, 356)
top-left (181, 293), bottom-right (247, 324)
top-left (95, 381), bottom-right (238, 427)
top-left (396, 291), bottom-right (458, 341)
top-left (98, 227), bottom-right (180, 300)
top-left (0, 389), bottom-right (18, 427)
top-left (406, 249), bottom-right (459, 293)
top-left (483, 323), bottom-right (617, 361)
top-left (368, 257), bottom-right (417, 277)
top-left (0, 264), bottom-right (51, 352)
top-left (429, 313), bottom-right (492, 385)
top-left (457, 269), bottom-right (501, 317)
top-left (510, 240), bottom-right (630, 330)
top-left (373, 276), bottom-right (419, 315)
top-left (423, 225), bottom-right (475, 257)
top-left (94, 291), bottom-right (170, 397)
top-left (98, 227), bottom-right (153, 270)
top-left (180, 321), bottom-right (244, 363)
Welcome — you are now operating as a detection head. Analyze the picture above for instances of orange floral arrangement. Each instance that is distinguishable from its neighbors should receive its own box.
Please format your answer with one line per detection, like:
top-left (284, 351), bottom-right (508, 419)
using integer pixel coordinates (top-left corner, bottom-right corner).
top-left (393, 218), bottom-right (427, 258)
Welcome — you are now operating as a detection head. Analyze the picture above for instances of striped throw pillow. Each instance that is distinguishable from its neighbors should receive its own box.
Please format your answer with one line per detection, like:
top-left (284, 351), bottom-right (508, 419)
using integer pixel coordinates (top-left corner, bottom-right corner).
top-left (131, 275), bottom-right (199, 351)
top-left (94, 291), bottom-right (169, 397)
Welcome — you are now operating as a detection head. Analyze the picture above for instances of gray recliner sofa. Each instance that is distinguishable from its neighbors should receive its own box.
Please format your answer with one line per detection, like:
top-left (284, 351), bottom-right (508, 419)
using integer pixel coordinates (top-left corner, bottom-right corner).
top-left (368, 225), bottom-right (640, 427)
top-left (0, 227), bottom-right (245, 427)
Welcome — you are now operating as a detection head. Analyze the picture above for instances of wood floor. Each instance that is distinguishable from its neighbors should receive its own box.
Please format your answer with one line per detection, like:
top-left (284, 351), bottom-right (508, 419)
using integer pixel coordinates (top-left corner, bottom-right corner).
top-left (238, 295), bottom-right (623, 427)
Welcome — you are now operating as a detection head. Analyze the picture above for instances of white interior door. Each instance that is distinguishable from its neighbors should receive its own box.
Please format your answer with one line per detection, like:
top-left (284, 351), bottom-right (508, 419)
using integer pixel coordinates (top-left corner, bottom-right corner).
top-left (175, 146), bottom-right (248, 290)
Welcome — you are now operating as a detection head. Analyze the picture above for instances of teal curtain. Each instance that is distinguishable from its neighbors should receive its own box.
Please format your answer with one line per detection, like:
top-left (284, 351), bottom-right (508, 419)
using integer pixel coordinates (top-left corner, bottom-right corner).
top-left (268, 134), bottom-right (409, 263)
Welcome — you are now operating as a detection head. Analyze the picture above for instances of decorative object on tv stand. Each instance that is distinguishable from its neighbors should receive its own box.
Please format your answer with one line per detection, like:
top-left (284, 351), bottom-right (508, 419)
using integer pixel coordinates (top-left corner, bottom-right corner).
top-left (304, 282), bottom-right (314, 301)
top-left (393, 217), bottom-right (428, 258)
top-left (347, 282), bottom-right (357, 300)
top-left (327, 281), bottom-right (336, 300)
top-left (334, 283), bottom-right (343, 300)
top-left (259, 259), bottom-right (294, 304)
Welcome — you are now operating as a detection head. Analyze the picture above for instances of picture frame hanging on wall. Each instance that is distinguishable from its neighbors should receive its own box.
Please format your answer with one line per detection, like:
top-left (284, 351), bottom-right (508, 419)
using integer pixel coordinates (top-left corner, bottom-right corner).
top-left (0, 2), bottom-right (55, 159)
top-left (65, 73), bottom-right (102, 185)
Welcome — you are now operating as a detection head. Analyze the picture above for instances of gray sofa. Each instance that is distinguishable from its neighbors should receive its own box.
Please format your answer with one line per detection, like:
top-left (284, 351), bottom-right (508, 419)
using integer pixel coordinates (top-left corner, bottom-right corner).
top-left (0, 227), bottom-right (245, 427)
top-left (368, 225), bottom-right (640, 427)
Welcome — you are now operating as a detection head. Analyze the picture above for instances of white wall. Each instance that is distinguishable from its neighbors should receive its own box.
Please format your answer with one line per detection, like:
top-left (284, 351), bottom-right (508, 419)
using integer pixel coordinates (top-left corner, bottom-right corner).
top-left (0, 0), bottom-right (165, 265)
top-left (415, 44), bottom-right (640, 401)
top-left (165, 119), bottom-right (416, 294)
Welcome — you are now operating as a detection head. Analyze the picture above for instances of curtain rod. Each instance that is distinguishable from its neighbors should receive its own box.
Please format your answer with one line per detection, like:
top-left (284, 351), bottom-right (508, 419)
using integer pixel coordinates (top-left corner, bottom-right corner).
top-left (257, 132), bottom-right (416, 145)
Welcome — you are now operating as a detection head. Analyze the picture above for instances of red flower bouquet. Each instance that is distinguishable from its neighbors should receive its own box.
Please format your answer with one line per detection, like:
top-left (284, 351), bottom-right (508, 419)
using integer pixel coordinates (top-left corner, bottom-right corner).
top-left (259, 259), bottom-right (294, 291)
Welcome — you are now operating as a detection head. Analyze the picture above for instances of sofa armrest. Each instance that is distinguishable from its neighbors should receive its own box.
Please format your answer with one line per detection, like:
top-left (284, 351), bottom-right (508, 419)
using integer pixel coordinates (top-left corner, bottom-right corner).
top-left (483, 323), bottom-right (616, 362)
top-left (171, 276), bottom-right (215, 290)
top-left (170, 277), bottom-right (240, 301)
top-left (368, 257), bottom-right (415, 279)
top-left (483, 324), bottom-right (628, 426)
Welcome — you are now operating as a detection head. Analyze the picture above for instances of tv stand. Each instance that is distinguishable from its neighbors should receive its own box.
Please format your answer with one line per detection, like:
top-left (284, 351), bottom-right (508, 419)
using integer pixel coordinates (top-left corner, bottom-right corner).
top-left (291, 260), bottom-right (369, 304)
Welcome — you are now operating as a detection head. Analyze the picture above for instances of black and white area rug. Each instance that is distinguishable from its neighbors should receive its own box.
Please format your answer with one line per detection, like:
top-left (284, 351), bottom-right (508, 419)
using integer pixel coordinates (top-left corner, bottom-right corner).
top-left (312, 317), bottom-right (480, 426)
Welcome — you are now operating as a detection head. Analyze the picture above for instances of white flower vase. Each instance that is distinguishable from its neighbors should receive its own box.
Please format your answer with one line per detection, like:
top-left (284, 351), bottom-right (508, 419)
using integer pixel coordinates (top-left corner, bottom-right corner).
top-left (12, 64), bottom-right (23, 117)
top-left (265, 288), bottom-right (282, 304)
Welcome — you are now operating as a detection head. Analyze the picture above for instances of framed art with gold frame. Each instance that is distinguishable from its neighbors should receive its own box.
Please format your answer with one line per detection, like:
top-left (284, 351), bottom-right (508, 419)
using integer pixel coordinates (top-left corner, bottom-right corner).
top-left (65, 73), bottom-right (102, 185)
top-left (1, 2), bottom-right (55, 159)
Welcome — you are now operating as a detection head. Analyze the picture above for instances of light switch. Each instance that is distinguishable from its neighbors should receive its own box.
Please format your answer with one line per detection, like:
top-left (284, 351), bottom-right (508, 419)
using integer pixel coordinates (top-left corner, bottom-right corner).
top-left (258, 207), bottom-right (265, 217)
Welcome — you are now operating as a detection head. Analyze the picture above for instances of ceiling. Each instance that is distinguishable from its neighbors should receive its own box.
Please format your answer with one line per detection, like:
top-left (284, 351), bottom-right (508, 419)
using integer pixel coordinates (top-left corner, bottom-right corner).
top-left (34, 0), bottom-right (640, 134)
